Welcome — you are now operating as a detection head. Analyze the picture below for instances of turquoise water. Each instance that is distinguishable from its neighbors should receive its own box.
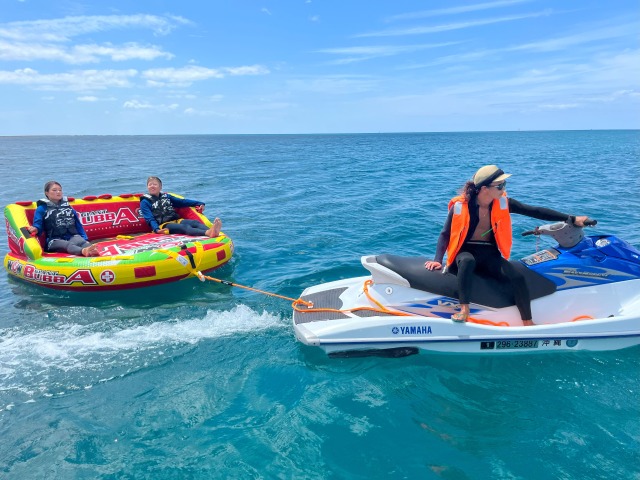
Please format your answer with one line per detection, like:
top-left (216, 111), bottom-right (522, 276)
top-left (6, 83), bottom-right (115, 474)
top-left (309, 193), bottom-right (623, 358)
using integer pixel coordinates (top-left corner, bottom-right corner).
top-left (1, 131), bottom-right (639, 479)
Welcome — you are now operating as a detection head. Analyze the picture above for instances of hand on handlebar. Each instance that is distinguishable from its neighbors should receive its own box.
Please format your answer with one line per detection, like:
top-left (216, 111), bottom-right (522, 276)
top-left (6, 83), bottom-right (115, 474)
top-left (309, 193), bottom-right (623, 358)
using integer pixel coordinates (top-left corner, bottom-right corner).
top-left (521, 217), bottom-right (597, 237)
top-left (573, 216), bottom-right (597, 227)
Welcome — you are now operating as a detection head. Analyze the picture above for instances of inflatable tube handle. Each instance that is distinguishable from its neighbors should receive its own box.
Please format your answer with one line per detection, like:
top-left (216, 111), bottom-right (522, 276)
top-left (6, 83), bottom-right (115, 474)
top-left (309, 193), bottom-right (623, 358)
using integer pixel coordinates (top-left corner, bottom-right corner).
top-left (181, 244), bottom-right (197, 269)
top-left (20, 226), bottom-right (37, 238)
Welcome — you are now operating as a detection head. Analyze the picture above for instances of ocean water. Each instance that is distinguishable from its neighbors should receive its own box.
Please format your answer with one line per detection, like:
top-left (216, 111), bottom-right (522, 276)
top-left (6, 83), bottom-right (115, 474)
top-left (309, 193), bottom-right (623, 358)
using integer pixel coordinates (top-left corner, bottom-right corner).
top-left (0, 131), bottom-right (639, 479)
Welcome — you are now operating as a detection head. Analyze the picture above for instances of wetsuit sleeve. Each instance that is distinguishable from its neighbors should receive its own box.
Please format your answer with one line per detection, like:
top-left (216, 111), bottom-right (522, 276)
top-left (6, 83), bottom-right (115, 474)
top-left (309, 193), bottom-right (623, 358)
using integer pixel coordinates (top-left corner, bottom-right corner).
top-left (73, 209), bottom-right (90, 241)
top-left (508, 198), bottom-right (572, 222)
top-left (168, 194), bottom-right (204, 209)
top-left (433, 208), bottom-right (453, 264)
top-left (139, 198), bottom-right (160, 231)
top-left (31, 205), bottom-right (45, 235)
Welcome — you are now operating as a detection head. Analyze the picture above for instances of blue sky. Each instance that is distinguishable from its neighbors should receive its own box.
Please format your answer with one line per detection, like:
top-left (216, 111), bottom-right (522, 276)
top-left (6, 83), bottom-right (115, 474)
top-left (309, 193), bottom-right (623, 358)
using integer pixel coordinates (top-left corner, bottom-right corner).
top-left (1, 0), bottom-right (638, 135)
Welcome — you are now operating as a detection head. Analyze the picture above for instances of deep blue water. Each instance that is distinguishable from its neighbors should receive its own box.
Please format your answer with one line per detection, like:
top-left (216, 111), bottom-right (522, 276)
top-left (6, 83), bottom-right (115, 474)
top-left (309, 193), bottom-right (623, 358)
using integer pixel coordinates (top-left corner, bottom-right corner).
top-left (0, 131), bottom-right (639, 479)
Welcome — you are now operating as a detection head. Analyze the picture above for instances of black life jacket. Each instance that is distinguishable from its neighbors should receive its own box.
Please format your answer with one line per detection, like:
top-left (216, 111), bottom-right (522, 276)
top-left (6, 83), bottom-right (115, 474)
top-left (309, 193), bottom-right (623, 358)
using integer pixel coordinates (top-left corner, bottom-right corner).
top-left (142, 193), bottom-right (180, 224)
top-left (37, 197), bottom-right (79, 240)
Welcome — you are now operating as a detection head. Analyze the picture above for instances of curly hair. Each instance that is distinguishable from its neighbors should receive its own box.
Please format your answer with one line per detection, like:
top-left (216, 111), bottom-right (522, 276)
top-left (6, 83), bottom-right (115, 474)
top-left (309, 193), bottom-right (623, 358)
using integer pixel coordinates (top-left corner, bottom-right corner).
top-left (460, 180), bottom-right (477, 201)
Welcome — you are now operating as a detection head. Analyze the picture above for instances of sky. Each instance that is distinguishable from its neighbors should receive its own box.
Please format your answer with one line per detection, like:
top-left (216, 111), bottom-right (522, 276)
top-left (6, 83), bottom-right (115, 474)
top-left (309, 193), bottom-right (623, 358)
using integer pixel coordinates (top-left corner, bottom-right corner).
top-left (0, 0), bottom-right (638, 135)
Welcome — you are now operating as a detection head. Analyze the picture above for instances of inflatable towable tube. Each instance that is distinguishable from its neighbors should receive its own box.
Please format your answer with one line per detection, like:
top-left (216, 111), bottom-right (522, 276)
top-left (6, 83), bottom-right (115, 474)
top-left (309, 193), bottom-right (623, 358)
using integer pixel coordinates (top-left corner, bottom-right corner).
top-left (3, 193), bottom-right (234, 291)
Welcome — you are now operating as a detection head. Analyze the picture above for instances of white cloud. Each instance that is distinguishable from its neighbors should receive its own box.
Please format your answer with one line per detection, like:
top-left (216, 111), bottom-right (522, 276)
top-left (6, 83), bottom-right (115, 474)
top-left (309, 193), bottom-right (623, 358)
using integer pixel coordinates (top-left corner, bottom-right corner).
top-left (143, 66), bottom-right (224, 86)
top-left (0, 40), bottom-right (173, 63)
top-left (123, 99), bottom-right (179, 111)
top-left (75, 43), bottom-right (173, 62)
top-left (287, 75), bottom-right (379, 95)
top-left (0, 63), bottom-right (270, 91)
top-left (77, 95), bottom-right (117, 102)
top-left (398, 49), bottom-right (495, 69)
top-left (166, 93), bottom-right (197, 100)
top-left (0, 67), bottom-right (138, 90)
top-left (142, 65), bottom-right (269, 87)
top-left (591, 89), bottom-right (640, 102)
top-left (224, 65), bottom-right (270, 76)
top-left (318, 43), bottom-right (457, 64)
top-left (185, 100), bottom-right (293, 118)
top-left (0, 14), bottom-right (190, 43)
top-left (355, 10), bottom-right (551, 37)
top-left (0, 14), bottom-right (185, 66)
top-left (183, 107), bottom-right (227, 117)
top-left (538, 103), bottom-right (580, 110)
top-left (375, 51), bottom-right (640, 118)
top-left (385, 0), bottom-right (531, 22)
top-left (398, 25), bottom-right (639, 71)
top-left (508, 22), bottom-right (638, 53)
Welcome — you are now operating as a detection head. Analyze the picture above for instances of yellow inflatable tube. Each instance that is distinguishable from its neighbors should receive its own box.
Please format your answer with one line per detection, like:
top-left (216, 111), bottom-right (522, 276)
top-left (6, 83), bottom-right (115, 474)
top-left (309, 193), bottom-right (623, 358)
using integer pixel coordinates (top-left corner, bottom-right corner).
top-left (4, 193), bottom-right (234, 291)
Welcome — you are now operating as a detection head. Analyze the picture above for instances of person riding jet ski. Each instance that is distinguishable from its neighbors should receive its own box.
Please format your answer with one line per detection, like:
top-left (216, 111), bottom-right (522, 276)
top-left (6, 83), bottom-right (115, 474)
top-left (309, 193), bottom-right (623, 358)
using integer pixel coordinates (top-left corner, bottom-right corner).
top-left (424, 165), bottom-right (589, 325)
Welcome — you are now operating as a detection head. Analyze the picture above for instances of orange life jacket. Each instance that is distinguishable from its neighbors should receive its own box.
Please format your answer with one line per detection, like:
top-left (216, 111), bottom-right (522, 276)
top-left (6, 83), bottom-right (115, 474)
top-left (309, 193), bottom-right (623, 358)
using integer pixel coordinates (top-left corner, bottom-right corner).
top-left (445, 193), bottom-right (512, 266)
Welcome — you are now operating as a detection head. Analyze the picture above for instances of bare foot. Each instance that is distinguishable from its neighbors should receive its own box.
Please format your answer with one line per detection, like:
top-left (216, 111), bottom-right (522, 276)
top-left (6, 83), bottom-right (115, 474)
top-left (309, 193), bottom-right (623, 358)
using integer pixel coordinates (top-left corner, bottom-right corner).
top-left (522, 319), bottom-right (534, 326)
top-left (451, 312), bottom-right (468, 322)
top-left (452, 305), bottom-right (470, 322)
top-left (82, 245), bottom-right (99, 257)
top-left (206, 218), bottom-right (222, 238)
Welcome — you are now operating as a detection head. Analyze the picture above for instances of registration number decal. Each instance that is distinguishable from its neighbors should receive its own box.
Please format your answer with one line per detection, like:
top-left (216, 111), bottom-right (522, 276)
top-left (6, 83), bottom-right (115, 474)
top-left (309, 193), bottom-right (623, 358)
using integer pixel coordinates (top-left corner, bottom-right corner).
top-left (522, 249), bottom-right (558, 266)
top-left (481, 340), bottom-right (540, 350)
top-left (496, 340), bottom-right (539, 349)
top-left (480, 339), bottom-right (575, 350)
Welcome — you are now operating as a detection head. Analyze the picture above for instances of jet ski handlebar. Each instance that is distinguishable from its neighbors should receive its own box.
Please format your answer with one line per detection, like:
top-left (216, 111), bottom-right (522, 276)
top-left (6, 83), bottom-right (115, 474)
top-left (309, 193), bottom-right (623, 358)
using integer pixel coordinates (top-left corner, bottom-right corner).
top-left (521, 218), bottom-right (597, 237)
top-left (521, 218), bottom-right (597, 248)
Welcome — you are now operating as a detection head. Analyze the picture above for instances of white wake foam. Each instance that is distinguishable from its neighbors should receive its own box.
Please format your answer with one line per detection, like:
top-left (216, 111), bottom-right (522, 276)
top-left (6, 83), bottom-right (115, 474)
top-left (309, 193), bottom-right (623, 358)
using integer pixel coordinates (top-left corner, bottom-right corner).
top-left (0, 304), bottom-right (285, 410)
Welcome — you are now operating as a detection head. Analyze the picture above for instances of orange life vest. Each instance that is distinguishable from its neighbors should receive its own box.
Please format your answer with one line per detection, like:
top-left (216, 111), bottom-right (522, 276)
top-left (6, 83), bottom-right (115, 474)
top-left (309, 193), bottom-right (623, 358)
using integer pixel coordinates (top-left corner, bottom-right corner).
top-left (445, 193), bottom-right (512, 266)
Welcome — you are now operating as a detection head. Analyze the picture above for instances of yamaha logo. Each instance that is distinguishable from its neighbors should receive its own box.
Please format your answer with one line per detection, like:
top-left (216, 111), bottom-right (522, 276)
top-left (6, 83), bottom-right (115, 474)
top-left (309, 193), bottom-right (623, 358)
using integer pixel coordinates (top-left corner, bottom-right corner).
top-left (392, 326), bottom-right (433, 335)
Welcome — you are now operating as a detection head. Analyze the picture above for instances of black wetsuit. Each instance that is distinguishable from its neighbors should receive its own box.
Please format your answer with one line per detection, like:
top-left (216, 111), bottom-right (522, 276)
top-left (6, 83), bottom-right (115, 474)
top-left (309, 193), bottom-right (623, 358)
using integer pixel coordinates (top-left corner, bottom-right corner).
top-left (433, 197), bottom-right (573, 320)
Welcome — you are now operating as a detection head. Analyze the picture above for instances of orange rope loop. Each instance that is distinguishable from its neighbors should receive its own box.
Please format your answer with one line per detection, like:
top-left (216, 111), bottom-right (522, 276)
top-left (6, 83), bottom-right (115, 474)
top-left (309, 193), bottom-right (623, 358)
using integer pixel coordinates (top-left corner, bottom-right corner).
top-left (571, 315), bottom-right (594, 322)
top-left (291, 279), bottom-right (413, 316)
top-left (360, 279), bottom-right (413, 316)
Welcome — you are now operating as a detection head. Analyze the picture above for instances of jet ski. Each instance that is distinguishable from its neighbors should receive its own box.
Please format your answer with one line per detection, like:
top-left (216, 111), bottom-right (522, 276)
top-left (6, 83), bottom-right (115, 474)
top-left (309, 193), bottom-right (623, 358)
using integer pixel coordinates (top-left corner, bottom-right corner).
top-left (293, 221), bottom-right (640, 357)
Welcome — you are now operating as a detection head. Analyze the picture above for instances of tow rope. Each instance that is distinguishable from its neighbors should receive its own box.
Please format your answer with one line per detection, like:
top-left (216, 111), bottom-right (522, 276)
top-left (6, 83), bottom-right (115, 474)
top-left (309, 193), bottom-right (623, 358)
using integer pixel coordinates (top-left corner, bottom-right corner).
top-left (196, 275), bottom-right (416, 317)
top-left (190, 262), bottom-right (522, 326)
top-left (155, 242), bottom-right (486, 320)
top-left (198, 273), bottom-right (314, 309)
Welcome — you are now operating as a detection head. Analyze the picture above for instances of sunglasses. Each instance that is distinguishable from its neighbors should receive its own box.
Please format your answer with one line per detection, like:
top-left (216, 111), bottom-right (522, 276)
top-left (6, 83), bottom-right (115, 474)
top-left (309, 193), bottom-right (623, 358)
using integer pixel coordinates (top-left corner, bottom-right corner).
top-left (490, 181), bottom-right (507, 191)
